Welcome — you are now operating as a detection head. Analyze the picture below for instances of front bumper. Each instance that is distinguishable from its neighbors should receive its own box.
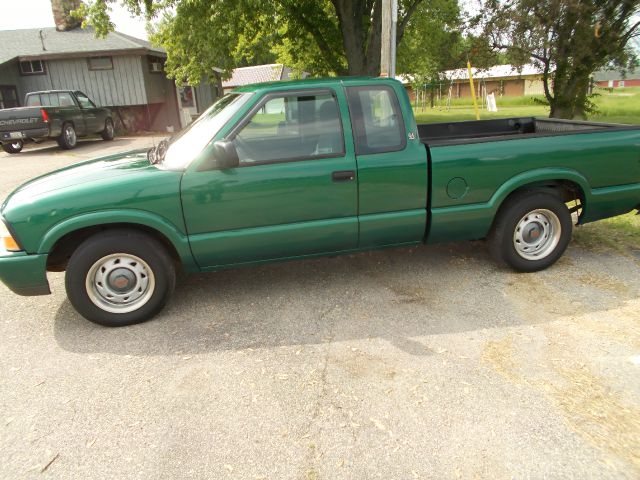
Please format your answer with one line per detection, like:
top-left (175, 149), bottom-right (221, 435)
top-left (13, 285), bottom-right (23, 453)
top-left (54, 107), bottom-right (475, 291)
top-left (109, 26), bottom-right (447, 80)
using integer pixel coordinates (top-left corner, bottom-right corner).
top-left (0, 252), bottom-right (50, 296)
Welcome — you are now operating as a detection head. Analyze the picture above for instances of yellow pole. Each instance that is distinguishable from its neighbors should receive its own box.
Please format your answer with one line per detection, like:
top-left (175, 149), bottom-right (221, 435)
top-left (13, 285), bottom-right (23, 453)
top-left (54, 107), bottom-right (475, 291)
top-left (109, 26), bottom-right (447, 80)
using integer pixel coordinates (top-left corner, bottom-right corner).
top-left (467, 60), bottom-right (480, 120)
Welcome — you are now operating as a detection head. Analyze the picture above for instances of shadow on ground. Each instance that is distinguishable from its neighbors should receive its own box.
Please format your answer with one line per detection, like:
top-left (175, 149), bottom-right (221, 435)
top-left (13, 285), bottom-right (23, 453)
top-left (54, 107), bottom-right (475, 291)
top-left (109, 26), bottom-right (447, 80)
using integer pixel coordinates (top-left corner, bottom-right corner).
top-left (53, 240), bottom-right (638, 357)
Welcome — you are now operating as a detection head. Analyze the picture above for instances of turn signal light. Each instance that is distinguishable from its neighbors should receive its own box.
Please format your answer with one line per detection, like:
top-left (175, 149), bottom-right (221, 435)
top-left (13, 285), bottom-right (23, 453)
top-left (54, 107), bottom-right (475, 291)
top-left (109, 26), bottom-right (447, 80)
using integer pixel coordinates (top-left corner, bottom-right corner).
top-left (0, 219), bottom-right (22, 252)
top-left (2, 235), bottom-right (20, 252)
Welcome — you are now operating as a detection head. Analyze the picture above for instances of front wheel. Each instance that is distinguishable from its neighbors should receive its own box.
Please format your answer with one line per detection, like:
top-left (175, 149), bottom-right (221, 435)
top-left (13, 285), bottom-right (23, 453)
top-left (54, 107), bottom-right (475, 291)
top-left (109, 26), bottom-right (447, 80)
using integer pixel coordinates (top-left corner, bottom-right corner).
top-left (65, 230), bottom-right (176, 326)
top-left (2, 140), bottom-right (23, 154)
top-left (488, 191), bottom-right (573, 272)
top-left (101, 118), bottom-right (115, 141)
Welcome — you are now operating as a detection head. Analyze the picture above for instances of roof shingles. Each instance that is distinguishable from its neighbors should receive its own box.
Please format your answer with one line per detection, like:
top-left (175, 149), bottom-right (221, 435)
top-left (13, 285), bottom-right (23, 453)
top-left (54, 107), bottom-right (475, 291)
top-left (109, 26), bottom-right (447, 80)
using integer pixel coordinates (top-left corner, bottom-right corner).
top-left (222, 64), bottom-right (291, 88)
top-left (0, 27), bottom-right (164, 66)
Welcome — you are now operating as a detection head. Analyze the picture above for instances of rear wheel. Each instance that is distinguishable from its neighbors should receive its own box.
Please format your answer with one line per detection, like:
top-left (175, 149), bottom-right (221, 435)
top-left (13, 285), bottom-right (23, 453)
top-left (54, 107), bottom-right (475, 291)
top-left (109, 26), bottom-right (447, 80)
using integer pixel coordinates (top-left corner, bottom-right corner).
top-left (2, 140), bottom-right (23, 153)
top-left (57, 123), bottom-right (77, 150)
top-left (488, 191), bottom-right (573, 272)
top-left (101, 118), bottom-right (115, 141)
top-left (65, 230), bottom-right (176, 327)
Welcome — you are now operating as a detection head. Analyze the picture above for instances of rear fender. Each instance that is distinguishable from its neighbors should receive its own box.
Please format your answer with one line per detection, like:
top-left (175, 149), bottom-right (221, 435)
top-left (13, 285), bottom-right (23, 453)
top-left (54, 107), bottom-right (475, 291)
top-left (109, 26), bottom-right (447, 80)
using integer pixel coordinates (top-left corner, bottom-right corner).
top-left (489, 168), bottom-right (591, 216)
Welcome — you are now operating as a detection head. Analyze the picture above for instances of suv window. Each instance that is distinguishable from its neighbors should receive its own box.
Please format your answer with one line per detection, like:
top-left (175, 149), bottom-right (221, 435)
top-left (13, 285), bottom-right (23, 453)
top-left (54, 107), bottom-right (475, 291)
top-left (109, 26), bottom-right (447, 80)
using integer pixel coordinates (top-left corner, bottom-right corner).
top-left (26, 94), bottom-right (41, 107)
top-left (346, 86), bottom-right (406, 155)
top-left (232, 91), bottom-right (344, 165)
top-left (58, 92), bottom-right (75, 107)
top-left (75, 92), bottom-right (95, 109)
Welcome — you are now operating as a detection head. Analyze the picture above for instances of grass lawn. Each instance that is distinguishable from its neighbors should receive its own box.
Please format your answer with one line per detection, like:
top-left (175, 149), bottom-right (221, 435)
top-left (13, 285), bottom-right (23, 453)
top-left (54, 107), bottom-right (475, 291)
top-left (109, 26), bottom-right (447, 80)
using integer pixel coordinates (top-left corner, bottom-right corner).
top-left (413, 86), bottom-right (640, 245)
top-left (413, 86), bottom-right (640, 125)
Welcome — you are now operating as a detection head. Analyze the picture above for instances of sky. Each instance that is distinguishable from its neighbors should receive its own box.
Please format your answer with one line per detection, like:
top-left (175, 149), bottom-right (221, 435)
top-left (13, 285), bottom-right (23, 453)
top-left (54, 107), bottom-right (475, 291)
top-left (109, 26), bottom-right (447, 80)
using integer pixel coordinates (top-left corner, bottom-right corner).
top-left (0, 0), bottom-right (149, 40)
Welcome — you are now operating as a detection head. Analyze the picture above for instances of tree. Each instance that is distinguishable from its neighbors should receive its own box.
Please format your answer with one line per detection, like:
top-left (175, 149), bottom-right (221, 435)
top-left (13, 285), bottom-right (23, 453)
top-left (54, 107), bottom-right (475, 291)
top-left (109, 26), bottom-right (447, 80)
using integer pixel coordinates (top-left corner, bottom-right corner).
top-left (476, 0), bottom-right (640, 118)
top-left (75, 0), bottom-right (455, 83)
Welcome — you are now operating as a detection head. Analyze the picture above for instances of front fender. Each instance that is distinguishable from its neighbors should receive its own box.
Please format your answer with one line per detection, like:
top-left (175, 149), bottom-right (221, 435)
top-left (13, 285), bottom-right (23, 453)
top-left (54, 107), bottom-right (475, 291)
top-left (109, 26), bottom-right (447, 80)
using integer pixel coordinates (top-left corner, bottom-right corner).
top-left (37, 209), bottom-right (199, 272)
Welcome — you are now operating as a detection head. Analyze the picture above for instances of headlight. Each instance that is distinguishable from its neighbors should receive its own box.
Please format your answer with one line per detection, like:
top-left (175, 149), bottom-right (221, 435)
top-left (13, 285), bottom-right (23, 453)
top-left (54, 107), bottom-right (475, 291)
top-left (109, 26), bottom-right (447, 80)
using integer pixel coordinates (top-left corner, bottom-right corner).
top-left (0, 217), bottom-right (22, 252)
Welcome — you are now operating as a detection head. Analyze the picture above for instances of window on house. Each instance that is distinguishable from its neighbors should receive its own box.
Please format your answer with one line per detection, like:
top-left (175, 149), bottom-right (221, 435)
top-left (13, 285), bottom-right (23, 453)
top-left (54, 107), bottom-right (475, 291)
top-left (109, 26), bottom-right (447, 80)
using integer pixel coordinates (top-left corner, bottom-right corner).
top-left (20, 60), bottom-right (45, 75)
top-left (148, 56), bottom-right (165, 73)
top-left (88, 56), bottom-right (113, 71)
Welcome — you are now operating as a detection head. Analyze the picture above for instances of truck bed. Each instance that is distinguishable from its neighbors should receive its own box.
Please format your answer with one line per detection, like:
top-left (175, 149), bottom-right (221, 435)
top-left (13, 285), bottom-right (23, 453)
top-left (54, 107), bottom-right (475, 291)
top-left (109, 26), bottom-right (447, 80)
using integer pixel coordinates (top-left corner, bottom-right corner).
top-left (418, 117), bottom-right (640, 146)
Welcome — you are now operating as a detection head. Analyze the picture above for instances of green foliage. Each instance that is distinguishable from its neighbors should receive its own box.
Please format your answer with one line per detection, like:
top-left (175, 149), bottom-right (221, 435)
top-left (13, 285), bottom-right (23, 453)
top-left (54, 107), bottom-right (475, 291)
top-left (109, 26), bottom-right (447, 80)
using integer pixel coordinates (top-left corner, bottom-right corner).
top-left (75, 0), bottom-right (465, 83)
top-left (474, 0), bottom-right (640, 119)
top-left (396, 0), bottom-right (462, 82)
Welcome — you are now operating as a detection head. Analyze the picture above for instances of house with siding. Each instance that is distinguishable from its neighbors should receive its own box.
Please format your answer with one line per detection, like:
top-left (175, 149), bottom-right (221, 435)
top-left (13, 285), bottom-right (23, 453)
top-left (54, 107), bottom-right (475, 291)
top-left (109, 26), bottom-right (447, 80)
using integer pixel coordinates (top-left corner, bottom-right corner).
top-left (221, 64), bottom-right (297, 94)
top-left (0, 27), bottom-right (218, 132)
top-left (593, 69), bottom-right (640, 88)
top-left (400, 64), bottom-right (547, 101)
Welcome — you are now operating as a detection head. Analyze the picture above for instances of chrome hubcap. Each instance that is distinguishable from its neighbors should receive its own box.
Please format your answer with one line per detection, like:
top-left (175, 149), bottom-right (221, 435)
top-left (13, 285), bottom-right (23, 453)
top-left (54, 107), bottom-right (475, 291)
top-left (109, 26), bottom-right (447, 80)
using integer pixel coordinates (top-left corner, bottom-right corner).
top-left (513, 209), bottom-right (561, 260)
top-left (11, 141), bottom-right (21, 149)
top-left (86, 254), bottom-right (155, 313)
top-left (65, 126), bottom-right (76, 145)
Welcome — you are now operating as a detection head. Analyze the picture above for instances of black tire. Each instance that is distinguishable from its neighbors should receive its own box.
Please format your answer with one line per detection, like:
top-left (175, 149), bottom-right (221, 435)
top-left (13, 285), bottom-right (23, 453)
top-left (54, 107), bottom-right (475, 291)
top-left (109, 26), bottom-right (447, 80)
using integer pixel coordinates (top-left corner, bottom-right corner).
top-left (57, 122), bottom-right (77, 150)
top-left (2, 140), bottom-right (23, 154)
top-left (488, 191), bottom-right (573, 272)
top-left (101, 118), bottom-right (115, 141)
top-left (65, 230), bottom-right (176, 327)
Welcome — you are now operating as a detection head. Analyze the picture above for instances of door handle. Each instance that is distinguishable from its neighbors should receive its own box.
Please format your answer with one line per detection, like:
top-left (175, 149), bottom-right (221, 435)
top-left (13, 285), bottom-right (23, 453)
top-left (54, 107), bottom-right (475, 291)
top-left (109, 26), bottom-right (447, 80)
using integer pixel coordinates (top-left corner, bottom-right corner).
top-left (331, 170), bottom-right (356, 182)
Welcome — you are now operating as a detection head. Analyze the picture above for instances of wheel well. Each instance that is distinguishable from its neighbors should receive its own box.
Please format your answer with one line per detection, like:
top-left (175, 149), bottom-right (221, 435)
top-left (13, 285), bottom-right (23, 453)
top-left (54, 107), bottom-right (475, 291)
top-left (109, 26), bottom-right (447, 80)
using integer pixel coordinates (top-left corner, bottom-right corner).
top-left (46, 223), bottom-right (181, 272)
top-left (497, 180), bottom-right (585, 218)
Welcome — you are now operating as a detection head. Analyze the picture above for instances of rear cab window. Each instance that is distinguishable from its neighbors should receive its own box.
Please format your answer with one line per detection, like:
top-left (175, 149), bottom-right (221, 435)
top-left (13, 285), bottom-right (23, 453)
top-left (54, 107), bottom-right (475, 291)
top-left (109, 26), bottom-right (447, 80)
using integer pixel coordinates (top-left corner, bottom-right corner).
top-left (25, 94), bottom-right (41, 107)
top-left (345, 85), bottom-right (406, 154)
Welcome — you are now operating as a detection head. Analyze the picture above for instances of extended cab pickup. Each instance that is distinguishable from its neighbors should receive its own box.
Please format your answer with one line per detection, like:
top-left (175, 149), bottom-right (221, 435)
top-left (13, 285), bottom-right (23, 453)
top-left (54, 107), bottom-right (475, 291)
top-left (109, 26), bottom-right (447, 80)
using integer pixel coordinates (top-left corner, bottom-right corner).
top-left (0, 77), bottom-right (639, 326)
top-left (0, 90), bottom-right (114, 153)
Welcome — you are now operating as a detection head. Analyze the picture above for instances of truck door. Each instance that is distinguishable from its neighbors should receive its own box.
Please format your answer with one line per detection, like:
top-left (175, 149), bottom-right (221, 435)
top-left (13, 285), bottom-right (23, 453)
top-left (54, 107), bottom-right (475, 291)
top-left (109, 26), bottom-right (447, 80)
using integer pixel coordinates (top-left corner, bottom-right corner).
top-left (181, 88), bottom-right (359, 268)
top-left (57, 92), bottom-right (86, 135)
top-left (75, 91), bottom-right (102, 133)
top-left (344, 84), bottom-right (428, 248)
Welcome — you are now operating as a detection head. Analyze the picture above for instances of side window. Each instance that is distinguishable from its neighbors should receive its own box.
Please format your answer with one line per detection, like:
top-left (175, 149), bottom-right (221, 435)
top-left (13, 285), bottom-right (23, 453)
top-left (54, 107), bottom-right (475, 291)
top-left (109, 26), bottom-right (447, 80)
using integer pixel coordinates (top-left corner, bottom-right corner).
top-left (75, 92), bottom-right (96, 109)
top-left (232, 92), bottom-right (344, 165)
top-left (58, 92), bottom-right (75, 107)
top-left (39, 93), bottom-right (60, 107)
top-left (26, 94), bottom-right (41, 107)
top-left (346, 86), bottom-right (406, 155)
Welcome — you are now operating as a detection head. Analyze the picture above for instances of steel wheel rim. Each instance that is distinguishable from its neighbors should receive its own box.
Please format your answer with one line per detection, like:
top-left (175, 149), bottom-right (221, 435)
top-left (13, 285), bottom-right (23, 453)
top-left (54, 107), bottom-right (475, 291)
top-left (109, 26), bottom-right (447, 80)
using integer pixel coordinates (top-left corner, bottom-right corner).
top-left (85, 253), bottom-right (156, 314)
top-left (65, 125), bottom-right (76, 145)
top-left (10, 141), bottom-right (22, 149)
top-left (106, 121), bottom-right (113, 137)
top-left (513, 208), bottom-right (561, 261)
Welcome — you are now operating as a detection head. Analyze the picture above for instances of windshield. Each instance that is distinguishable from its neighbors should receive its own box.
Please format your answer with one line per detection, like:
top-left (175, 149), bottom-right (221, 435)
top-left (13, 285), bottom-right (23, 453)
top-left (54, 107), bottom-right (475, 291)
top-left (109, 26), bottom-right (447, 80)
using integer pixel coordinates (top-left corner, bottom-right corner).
top-left (159, 93), bottom-right (251, 170)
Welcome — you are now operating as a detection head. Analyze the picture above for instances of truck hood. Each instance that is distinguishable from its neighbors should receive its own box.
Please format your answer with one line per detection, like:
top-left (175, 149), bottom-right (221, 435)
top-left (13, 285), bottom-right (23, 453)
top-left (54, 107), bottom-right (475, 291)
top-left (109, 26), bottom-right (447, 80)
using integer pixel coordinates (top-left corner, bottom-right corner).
top-left (2, 149), bottom-right (156, 210)
top-left (0, 148), bottom-right (186, 254)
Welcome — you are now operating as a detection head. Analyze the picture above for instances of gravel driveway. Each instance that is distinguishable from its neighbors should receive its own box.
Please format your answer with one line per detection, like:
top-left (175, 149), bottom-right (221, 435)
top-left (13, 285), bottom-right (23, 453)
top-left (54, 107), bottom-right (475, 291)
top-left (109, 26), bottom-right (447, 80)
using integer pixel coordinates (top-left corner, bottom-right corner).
top-left (1, 137), bottom-right (639, 479)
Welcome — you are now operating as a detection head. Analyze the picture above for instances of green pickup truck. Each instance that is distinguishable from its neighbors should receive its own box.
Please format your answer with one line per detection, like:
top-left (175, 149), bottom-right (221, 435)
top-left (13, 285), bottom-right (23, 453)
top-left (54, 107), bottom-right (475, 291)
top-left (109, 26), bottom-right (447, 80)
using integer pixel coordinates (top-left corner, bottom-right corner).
top-left (0, 90), bottom-right (114, 153)
top-left (1, 77), bottom-right (639, 326)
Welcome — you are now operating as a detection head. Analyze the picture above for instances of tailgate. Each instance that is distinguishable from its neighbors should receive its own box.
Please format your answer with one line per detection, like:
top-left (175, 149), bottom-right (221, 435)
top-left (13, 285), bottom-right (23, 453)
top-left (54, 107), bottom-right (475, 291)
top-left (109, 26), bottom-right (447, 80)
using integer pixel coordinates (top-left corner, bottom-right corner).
top-left (0, 107), bottom-right (47, 138)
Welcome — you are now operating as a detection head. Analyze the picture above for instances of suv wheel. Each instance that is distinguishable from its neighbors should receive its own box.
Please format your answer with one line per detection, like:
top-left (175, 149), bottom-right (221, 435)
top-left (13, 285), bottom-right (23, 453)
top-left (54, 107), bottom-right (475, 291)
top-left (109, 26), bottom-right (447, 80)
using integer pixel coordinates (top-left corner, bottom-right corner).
top-left (2, 140), bottom-right (23, 154)
top-left (101, 118), bottom-right (115, 141)
top-left (65, 230), bottom-right (176, 326)
top-left (57, 123), bottom-right (77, 150)
top-left (488, 191), bottom-right (573, 272)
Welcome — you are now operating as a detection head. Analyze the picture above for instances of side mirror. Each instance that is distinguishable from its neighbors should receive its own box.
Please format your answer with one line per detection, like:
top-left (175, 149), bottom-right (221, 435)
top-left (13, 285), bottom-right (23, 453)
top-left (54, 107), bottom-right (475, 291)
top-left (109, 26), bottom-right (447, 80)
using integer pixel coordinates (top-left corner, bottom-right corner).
top-left (213, 140), bottom-right (239, 169)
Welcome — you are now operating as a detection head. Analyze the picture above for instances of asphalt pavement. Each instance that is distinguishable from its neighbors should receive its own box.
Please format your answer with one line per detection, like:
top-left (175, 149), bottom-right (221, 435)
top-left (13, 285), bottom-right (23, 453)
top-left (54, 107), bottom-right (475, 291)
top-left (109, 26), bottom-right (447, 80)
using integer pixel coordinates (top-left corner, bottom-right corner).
top-left (1, 135), bottom-right (639, 479)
